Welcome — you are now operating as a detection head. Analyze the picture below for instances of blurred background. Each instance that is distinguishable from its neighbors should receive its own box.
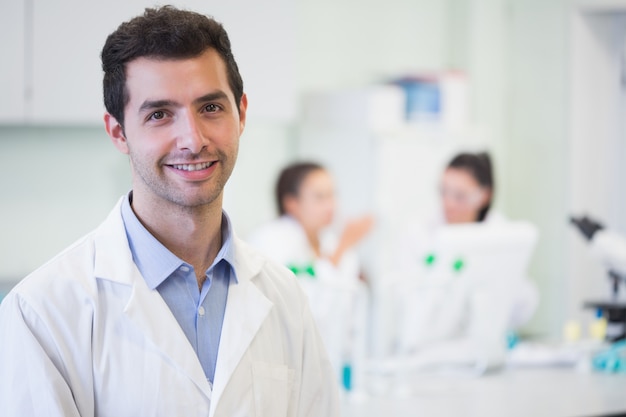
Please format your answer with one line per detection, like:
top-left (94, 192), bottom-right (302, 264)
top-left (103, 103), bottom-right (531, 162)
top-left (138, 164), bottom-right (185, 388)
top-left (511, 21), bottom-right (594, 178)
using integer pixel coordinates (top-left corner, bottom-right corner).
top-left (0, 0), bottom-right (625, 351)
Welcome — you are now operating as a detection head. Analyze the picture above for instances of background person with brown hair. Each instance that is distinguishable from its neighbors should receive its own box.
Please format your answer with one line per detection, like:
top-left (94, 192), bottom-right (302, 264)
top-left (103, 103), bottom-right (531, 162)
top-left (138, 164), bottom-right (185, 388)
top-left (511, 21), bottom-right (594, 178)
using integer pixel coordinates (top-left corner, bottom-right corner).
top-left (248, 161), bottom-right (374, 394)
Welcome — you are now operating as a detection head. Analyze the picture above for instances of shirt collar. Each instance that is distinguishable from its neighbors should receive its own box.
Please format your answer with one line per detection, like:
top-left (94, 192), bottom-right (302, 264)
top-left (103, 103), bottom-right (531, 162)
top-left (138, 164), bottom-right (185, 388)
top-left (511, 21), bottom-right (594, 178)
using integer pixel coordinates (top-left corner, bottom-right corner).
top-left (120, 191), bottom-right (238, 290)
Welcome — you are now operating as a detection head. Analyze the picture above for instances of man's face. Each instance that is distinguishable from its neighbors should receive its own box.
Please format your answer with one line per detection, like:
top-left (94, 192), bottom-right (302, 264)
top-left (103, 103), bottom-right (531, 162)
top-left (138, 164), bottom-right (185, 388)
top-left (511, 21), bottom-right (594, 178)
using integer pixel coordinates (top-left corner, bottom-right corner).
top-left (106, 48), bottom-right (247, 210)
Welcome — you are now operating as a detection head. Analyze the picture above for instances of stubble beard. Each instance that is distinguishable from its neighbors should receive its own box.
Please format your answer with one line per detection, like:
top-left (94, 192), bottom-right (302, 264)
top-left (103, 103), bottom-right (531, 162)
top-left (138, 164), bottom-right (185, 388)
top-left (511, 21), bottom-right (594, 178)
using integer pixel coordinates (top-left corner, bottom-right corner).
top-left (130, 148), bottom-right (237, 212)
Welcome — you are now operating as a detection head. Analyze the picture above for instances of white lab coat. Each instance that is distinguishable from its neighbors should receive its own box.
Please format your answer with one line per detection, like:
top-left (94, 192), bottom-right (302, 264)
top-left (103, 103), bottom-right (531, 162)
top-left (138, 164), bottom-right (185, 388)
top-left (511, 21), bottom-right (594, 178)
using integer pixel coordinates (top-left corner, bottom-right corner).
top-left (247, 216), bottom-right (368, 391)
top-left (390, 211), bottom-right (539, 371)
top-left (0, 199), bottom-right (340, 417)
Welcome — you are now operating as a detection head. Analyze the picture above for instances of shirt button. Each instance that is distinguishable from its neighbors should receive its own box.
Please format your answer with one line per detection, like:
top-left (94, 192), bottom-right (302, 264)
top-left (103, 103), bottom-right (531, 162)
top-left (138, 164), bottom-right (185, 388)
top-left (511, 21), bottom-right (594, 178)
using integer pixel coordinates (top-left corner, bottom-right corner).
top-left (198, 306), bottom-right (206, 316)
top-left (180, 265), bottom-right (190, 272)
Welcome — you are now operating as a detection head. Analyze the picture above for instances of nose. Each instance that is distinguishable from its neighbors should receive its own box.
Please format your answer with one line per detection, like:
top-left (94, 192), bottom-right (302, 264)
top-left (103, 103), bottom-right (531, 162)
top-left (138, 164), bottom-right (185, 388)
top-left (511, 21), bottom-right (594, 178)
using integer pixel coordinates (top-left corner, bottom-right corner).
top-left (177, 111), bottom-right (208, 154)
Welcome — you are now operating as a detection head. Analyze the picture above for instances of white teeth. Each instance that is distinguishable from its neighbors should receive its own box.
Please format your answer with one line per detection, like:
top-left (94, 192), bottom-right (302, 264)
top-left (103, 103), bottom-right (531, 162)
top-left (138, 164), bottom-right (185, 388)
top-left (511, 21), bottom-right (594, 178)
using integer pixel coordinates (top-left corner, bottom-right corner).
top-left (172, 162), bottom-right (214, 171)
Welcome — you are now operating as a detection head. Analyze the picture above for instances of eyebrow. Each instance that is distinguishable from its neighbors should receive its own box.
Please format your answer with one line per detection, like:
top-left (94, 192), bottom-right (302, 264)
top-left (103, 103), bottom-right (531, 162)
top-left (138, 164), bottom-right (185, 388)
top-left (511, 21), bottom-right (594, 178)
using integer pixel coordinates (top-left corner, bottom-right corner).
top-left (193, 91), bottom-right (230, 105)
top-left (138, 99), bottom-right (177, 114)
top-left (137, 91), bottom-right (231, 114)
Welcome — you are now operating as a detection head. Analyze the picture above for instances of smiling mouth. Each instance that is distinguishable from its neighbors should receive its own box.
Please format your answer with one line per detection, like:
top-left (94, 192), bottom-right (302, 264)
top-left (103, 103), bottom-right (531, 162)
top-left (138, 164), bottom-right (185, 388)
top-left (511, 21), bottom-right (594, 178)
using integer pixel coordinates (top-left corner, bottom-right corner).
top-left (170, 161), bottom-right (216, 171)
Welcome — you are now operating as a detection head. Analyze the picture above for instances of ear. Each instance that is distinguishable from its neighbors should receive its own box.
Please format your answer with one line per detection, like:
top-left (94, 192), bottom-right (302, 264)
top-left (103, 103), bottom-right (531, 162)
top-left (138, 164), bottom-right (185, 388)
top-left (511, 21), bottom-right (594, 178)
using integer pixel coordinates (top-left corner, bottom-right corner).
top-left (104, 113), bottom-right (129, 155)
top-left (238, 93), bottom-right (248, 134)
top-left (283, 194), bottom-right (299, 216)
top-left (479, 187), bottom-right (492, 207)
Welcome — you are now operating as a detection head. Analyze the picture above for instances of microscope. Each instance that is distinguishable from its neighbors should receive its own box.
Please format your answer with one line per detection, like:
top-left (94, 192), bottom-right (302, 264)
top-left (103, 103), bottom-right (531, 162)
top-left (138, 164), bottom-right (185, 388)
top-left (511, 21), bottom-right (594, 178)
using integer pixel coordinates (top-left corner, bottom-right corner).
top-left (570, 215), bottom-right (626, 342)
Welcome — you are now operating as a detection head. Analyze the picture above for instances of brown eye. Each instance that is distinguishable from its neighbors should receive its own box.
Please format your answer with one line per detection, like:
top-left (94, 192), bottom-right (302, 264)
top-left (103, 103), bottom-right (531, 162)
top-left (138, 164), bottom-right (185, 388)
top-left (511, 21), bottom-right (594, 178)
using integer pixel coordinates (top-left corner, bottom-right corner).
top-left (151, 111), bottom-right (165, 120)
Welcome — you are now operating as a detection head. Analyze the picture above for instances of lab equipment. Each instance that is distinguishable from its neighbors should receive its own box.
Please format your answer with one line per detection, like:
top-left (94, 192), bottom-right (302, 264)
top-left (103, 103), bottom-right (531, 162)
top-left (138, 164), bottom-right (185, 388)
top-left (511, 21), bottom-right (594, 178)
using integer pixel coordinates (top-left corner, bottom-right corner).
top-left (570, 215), bottom-right (626, 276)
top-left (433, 220), bottom-right (538, 286)
top-left (571, 215), bottom-right (626, 341)
top-left (391, 76), bottom-right (441, 124)
top-left (394, 220), bottom-right (539, 373)
top-left (589, 309), bottom-right (608, 341)
top-left (388, 71), bottom-right (469, 129)
top-left (583, 300), bottom-right (626, 342)
top-left (592, 339), bottom-right (626, 373)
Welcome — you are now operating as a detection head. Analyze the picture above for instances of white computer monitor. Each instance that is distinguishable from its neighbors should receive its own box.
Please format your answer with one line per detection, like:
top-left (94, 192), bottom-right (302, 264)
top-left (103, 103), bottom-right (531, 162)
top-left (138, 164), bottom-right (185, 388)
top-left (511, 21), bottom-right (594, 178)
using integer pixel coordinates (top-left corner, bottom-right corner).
top-left (430, 220), bottom-right (539, 285)
top-left (390, 220), bottom-right (540, 373)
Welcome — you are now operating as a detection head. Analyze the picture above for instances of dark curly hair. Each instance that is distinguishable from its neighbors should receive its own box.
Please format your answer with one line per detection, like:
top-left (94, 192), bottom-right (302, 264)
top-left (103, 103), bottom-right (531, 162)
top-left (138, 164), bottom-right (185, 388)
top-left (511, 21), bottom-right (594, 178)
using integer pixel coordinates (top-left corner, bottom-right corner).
top-left (101, 5), bottom-right (244, 128)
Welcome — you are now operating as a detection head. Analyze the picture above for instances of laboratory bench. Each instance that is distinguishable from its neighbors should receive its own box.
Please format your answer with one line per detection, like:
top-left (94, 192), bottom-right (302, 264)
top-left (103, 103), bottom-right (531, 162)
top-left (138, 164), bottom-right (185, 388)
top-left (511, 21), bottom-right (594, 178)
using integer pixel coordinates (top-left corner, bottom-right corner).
top-left (342, 367), bottom-right (626, 417)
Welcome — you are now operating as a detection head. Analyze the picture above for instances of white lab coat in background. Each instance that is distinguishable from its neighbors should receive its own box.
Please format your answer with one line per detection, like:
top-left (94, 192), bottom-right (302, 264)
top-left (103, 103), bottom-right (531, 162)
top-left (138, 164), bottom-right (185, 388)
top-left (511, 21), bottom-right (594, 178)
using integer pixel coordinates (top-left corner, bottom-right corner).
top-left (247, 216), bottom-right (368, 390)
top-left (390, 211), bottom-right (539, 372)
top-left (0, 200), bottom-right (340, 417)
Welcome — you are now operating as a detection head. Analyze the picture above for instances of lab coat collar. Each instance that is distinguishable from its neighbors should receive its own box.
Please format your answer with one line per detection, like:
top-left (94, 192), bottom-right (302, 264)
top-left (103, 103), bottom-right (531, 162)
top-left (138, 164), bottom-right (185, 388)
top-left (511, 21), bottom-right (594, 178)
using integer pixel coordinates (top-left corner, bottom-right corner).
top-left (92, 198), bottom-right (211, 401)
top-left (93, 198), bottom-right (274, 414)
top-left (119, 192), bottom-right (239, 290)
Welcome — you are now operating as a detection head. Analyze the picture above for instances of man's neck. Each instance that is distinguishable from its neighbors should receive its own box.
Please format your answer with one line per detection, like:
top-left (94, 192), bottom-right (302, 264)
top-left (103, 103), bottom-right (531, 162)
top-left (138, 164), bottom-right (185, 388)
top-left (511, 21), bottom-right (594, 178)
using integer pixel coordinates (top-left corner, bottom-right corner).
top-left (131, 193), bottom-right (224, 284)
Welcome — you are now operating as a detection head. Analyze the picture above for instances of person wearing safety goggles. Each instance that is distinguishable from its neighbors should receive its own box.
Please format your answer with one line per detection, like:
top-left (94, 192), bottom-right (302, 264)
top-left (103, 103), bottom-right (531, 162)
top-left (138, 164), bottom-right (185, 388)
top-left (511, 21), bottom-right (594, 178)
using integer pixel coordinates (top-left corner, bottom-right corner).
top-left (391, 151), bottom-right (539, 366)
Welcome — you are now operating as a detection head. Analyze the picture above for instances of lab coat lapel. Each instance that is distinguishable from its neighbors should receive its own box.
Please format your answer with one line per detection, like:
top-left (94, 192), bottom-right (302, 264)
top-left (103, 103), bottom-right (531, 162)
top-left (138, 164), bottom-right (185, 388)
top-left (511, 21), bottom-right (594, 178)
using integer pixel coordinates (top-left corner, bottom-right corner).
top-left (210, 238), bottom-right (273, 412)
top-left (123, 274), bottom-right (212, 398)
top-left (93, 199), bottom-right (212, 400)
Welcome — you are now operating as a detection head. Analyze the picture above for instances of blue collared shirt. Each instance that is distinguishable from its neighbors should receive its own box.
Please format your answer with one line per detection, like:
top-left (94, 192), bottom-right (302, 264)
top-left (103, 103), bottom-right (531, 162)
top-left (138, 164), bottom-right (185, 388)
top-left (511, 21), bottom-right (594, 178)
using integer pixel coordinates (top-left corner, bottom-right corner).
top-left (120, 193), bottom-right (236, 384)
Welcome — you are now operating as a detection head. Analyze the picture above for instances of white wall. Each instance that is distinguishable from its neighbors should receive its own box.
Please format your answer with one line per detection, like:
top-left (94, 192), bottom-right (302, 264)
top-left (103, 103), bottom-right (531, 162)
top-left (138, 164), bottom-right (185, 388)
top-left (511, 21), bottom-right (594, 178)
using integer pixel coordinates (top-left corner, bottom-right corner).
top-left (223, 124), bottom-right (295, 237)
top-left (502, 0), bottom-right (571, 337)
top-left (1, 0), bottom-right (296, 124)
top-left (0, 127), bottom-right (126, 279)
top-left (296, 0), bottom-right (449, 92)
